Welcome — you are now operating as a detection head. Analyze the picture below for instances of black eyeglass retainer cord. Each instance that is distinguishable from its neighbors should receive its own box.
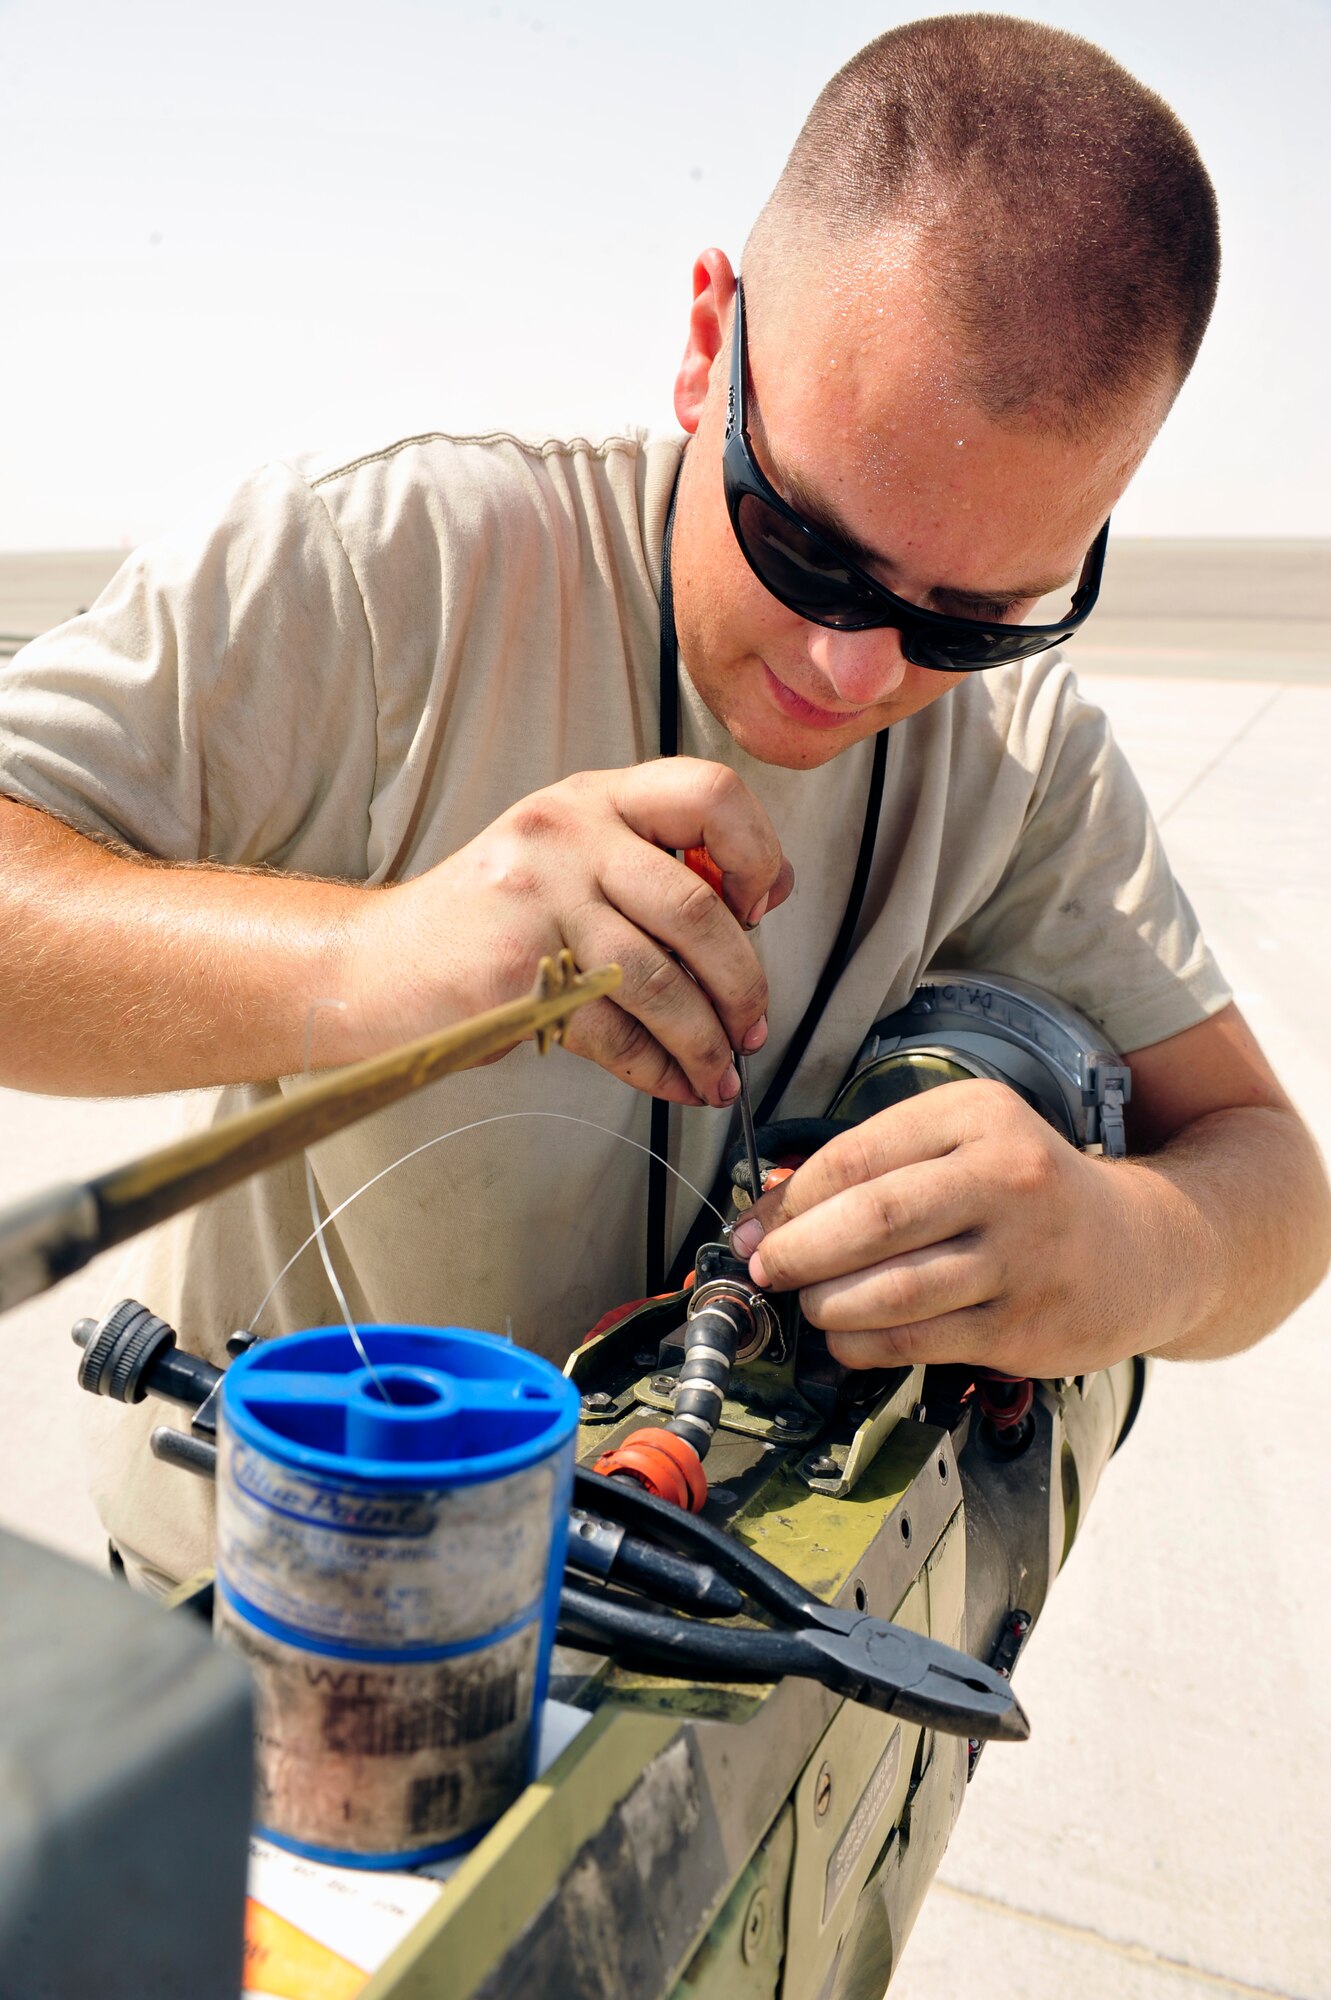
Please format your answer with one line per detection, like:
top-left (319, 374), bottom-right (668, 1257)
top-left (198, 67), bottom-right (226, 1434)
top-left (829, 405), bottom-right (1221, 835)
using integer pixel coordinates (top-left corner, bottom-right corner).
top-left (647, 474), bottom-right (889, 1294)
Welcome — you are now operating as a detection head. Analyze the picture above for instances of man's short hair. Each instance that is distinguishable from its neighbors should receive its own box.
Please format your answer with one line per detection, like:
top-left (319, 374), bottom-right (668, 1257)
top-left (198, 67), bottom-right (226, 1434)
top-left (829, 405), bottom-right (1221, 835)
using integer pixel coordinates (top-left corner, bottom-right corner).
top-left (748, 14), bottom-right (1221, 435)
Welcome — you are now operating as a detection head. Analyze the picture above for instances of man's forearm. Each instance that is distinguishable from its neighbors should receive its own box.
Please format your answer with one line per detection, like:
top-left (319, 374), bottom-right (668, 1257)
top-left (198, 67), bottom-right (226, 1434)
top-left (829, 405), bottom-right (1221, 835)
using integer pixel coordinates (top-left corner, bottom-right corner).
top-left (0, 799), bottom-right (373, 1094)
top-left (1122, 1105), bottom-right (1331, 1361)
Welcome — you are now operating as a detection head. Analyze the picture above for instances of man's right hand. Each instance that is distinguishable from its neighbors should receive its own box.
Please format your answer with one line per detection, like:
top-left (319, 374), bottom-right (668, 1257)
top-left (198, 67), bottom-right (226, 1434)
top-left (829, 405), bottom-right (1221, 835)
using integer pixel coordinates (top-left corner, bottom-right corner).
top-left (348, 759), bottom-right (793, 1107)
top-left (0, 762), bottom-right (789, 1101)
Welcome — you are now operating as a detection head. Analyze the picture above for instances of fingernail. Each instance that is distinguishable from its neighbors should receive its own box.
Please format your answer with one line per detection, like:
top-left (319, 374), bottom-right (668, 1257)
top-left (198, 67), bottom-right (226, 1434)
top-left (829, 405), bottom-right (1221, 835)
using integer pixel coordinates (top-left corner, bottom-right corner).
top-left (730, 1216), bottom-right (763, 1255)
top-left (746, 891), bottom-right (770, 928)
top-left (718, 1064), bottom-right (740, 1104)
top-left (742, 1015), bottom-right (767, 1054)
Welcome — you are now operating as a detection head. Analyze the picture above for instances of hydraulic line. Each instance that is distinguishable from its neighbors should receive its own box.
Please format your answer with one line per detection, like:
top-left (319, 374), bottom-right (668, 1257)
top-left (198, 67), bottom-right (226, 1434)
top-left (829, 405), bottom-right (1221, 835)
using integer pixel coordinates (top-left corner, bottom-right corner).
top-left (593, 1244), bottom-right (773, 1510)
top-left (662, 1300), bottom-right (745, 1458)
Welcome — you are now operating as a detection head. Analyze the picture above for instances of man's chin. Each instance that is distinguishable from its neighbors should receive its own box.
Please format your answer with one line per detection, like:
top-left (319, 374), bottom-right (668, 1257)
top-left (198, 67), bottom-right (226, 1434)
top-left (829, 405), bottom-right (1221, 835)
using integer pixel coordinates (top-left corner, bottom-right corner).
top-left (720, 702), bottom-right (875, 770)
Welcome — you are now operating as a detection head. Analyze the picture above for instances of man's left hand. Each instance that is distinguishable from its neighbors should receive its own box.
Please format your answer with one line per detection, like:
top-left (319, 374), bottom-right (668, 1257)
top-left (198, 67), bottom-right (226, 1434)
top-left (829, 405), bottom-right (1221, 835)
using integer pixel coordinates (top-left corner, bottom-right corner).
top-left (727, 1080), bottom-right (1145, 1377)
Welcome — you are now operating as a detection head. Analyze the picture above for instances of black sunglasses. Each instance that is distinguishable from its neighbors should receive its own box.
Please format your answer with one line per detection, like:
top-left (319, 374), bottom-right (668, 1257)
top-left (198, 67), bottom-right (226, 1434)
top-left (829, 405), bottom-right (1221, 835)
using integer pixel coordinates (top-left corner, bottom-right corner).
top-left (722, 278), bottom-right (1109, 671)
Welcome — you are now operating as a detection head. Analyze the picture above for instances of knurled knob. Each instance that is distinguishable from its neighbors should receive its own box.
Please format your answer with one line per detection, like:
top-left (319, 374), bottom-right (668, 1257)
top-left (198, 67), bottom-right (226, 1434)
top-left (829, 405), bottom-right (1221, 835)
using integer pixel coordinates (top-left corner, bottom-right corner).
top-left (78, 1299), bottom-right (177, 1402)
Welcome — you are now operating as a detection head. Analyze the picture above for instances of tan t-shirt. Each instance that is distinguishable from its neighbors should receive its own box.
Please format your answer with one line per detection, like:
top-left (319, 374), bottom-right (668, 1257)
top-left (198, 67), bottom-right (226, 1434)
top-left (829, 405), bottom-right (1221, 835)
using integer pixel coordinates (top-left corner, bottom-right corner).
top-left (0, 428), bottom-right (1229, 1585)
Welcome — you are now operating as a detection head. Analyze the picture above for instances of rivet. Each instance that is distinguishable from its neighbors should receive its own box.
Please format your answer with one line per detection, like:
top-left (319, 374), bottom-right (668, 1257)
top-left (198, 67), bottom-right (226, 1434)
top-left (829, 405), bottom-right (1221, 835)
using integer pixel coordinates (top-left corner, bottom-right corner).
top-left (741, 1885), bottom-right (769, 1965)
top-left (815, 1762), bottom-right (833, 1821)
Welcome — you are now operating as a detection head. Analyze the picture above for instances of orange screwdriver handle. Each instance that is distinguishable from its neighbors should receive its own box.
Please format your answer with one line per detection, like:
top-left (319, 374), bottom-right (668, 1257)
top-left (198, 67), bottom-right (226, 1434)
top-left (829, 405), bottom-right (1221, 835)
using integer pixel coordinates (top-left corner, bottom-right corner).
top-left (683, 845), bottom-right (726, 898)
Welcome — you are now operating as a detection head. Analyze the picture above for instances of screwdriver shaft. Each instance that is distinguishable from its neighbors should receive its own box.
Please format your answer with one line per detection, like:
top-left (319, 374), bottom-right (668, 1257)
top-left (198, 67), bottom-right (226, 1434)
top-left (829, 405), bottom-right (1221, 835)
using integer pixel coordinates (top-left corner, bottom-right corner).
top-left (736, 1052), bottom-right (764, 1207)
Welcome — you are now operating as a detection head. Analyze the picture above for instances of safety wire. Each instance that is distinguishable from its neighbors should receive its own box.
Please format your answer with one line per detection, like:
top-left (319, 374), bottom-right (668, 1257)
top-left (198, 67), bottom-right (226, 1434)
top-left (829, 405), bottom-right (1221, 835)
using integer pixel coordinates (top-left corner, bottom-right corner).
top-left (302, 1001), bottom-right (396, 1403)
top-left (246, 1108), bottom-right (729, 1339)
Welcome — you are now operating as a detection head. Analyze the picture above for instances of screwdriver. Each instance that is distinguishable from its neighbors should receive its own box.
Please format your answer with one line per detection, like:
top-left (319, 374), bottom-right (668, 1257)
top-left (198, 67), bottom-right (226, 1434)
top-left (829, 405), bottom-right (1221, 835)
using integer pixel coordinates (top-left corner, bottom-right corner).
top-left (684, 846), bottom-right (765, 1208)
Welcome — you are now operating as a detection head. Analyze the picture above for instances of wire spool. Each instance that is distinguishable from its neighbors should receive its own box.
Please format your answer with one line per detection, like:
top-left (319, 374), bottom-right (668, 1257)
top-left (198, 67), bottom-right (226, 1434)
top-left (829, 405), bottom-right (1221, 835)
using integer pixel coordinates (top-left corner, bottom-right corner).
top-left (213, 1324), bottom-right (580, 1868)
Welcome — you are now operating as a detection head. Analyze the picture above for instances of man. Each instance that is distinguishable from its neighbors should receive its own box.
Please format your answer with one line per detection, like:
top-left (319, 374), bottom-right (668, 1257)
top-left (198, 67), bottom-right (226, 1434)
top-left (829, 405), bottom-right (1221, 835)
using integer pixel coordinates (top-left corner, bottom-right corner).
top-left (1, 16), bottom-right (1326, 1590)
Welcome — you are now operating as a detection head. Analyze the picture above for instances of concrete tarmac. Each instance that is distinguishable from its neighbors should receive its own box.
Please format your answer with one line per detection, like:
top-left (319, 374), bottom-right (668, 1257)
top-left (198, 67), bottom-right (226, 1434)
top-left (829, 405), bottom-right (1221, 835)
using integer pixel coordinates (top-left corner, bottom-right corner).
top-left (0, 549), bottom-right (1328, 1998)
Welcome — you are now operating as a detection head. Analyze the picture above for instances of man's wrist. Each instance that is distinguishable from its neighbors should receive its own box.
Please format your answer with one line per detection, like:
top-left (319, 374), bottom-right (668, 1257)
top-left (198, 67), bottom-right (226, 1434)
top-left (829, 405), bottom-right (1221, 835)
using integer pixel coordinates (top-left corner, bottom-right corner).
top-left (330, 878), bottom-right (480, 1068)
top-left (1105, 1155), bottom-right (1224, 1362)
top-left (328, 884), bottom-right (407, 1064)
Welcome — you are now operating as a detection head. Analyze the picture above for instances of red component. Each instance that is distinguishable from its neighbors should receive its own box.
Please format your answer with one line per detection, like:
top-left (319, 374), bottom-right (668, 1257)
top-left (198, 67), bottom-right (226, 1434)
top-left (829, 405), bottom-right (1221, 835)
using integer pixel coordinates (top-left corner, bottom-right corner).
top-left (592, 1428), bottom-right (708, 1512)
top-left (975, 1372), bottom-right (1035, 1429)
top-left (581, 1272), bottom-right (694, 1344)
top-left (683, 845), bottom-right (726, 898)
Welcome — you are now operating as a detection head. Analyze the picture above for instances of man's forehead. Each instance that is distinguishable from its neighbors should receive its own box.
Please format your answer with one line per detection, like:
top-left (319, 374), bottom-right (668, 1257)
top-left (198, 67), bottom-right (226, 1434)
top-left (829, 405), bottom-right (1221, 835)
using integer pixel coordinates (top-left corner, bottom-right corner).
top-left (744, 255), bottom-right (1150, 597)
top-left (751, 255), bottom-right (1000, 505)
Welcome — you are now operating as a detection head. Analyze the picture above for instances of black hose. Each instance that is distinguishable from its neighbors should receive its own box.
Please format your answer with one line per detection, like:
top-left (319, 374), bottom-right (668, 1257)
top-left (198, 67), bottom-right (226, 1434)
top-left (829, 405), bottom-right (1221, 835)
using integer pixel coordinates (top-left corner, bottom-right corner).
top-left (664, 1303), bottom-right (745, 1461)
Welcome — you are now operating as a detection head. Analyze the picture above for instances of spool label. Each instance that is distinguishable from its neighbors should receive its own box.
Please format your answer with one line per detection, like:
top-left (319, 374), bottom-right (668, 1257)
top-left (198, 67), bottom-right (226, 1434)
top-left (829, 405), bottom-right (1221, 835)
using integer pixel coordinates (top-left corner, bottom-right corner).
top-left (216, 1430), bottom-right (558, 1648)
top-left (219, 1597), bottom-right (540, 1855)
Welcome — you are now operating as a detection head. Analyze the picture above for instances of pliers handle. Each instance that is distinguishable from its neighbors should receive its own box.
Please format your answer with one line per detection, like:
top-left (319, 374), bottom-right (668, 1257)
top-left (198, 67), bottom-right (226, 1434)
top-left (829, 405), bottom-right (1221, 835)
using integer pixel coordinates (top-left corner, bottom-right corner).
top-left (561, 1470), bottom-right (1028, 1744)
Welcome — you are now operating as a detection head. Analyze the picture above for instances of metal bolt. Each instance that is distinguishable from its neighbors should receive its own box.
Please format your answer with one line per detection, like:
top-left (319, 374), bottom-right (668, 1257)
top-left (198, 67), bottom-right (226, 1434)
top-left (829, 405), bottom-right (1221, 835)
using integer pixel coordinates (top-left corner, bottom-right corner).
top-left (583, 1391), bottom-right (613, 1412)
top-left (814, 1762), bottom-right (833, 1821)
top-left (651, 1374), bottom-right (675, 1394)
top-left (808, 1454), bottom-right (838, 1477)
top-left (708, 1486), bottom-right (735, 1507)
top-left (773, 1409), bottom-right (802, 1430)
top-left (634, 1349), bottom-right (657, 1369)
top-left (740, 1885), bottom-right (769, 1965)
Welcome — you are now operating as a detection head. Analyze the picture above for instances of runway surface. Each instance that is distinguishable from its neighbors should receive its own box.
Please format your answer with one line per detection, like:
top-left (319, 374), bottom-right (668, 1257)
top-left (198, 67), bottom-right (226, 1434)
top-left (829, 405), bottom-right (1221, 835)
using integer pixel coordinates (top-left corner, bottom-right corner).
top-left (1, 544), bottom-right (1327, 1999)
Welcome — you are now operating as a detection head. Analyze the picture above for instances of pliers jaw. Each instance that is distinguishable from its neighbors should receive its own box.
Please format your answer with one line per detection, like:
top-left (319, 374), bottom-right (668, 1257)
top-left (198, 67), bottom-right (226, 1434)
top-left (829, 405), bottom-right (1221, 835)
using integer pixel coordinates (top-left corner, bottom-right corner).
top-left (796, 1613), bottom-right (1030, 1743)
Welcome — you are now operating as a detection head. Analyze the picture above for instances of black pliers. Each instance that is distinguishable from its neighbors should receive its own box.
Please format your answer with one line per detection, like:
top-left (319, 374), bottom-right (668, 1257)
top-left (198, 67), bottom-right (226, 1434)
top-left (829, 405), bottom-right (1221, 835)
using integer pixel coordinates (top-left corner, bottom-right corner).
top-left (558, 1469), bottom-right (1028, 1744)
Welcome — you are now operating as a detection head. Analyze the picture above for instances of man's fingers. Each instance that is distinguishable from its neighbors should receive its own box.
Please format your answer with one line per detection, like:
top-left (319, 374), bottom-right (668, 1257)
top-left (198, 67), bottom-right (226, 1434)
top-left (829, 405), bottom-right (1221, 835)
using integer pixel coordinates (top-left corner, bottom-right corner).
top-left (745, 1157), bottom-right (978, 1292)
top-left (740, 855), bottom-right (796, 927)
top-left (798, 1238), bottom-right (993, 1341)
top-left (562, 904), bottom-right (739, 1106)
top-left (734, 1086), bottom-right (984, 1254)
top-left (594, 837), bottom-right (768, 1053)
top-left (821, 1305), bottom-right (1008, 1372)
top-left (560, 994), bottom-right (702, 1105)
top-left (612, 759), bottom-right (788, 928)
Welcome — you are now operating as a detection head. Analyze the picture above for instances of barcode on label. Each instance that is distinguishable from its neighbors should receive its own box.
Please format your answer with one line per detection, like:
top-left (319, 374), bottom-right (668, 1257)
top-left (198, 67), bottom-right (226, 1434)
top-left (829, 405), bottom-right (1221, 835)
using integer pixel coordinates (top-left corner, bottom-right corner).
top-left (321, 1667), bottom-right (521, 1757)
top-left (407, 1770), bottom-right (464, 1836)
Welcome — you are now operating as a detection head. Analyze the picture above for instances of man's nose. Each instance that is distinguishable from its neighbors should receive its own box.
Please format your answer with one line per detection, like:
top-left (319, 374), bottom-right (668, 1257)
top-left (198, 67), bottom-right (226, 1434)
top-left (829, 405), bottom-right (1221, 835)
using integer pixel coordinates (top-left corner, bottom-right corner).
top-left (803, 624), bottom-right (910, 708)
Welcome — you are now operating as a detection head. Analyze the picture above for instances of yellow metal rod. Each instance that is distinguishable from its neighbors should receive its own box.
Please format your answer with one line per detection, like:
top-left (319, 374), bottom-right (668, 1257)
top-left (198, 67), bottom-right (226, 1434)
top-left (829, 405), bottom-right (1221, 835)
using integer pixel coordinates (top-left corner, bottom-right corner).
top-left (0, 953), bottom-right (619, 1312)
top-left (93, 952), bottom-right (620, 1242)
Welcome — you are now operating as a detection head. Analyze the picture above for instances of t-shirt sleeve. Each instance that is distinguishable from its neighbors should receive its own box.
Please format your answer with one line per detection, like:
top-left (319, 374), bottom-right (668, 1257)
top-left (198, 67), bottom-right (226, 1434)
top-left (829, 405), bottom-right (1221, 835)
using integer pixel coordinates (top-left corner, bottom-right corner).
top-left (936, 664), bottom-right (1231, 1053)
top-left (0, 461), bottom-right (378, 876)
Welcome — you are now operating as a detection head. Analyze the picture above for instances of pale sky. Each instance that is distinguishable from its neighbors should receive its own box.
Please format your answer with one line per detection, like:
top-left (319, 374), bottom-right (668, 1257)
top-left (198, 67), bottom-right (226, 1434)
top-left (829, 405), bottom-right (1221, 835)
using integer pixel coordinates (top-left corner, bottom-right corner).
top-left (1, 0), bottom-right (1327, 548)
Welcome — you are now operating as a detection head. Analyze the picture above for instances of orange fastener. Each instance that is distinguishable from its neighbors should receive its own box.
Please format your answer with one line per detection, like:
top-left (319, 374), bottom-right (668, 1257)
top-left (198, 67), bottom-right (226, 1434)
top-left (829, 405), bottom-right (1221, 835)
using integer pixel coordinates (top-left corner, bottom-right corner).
top-left (591, 1428), bottom-right (708, 1513)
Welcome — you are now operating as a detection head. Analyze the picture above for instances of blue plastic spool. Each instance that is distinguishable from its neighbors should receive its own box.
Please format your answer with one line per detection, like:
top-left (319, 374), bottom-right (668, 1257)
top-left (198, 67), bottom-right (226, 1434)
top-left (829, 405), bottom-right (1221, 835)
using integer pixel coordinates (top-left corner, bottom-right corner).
top-left (216, 1325), bottom-right (581, 1868)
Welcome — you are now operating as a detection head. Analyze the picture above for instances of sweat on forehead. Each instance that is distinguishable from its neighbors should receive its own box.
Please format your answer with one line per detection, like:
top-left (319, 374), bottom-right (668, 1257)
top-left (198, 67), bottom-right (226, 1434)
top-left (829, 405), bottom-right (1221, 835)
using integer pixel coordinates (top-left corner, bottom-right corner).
top-left (738, 247), bottom-right (978, 487)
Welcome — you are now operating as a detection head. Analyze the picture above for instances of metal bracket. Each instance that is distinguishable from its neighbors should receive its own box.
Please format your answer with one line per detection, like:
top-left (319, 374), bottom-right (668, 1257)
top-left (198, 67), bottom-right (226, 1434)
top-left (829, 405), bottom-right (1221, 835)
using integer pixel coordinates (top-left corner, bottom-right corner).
top-left (632, 1362), bottom-right (822, 1446)
top-left (793, 1366), bottom-right (924, 1498)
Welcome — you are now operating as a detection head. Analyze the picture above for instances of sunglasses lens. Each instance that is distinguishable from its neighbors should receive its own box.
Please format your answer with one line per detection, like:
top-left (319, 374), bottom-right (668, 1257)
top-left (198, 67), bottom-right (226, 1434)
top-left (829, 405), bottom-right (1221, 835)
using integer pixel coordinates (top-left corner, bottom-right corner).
top-left (902, 624), bottom-right (1058, 671)
top-left (730, 475), bottom-right (1070, 670)
top-left (734, 492), bottom-right (884, 631)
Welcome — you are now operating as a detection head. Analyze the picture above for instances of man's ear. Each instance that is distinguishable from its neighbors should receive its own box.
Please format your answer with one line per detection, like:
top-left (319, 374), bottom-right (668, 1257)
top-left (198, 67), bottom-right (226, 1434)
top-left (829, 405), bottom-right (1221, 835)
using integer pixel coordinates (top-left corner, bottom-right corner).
top-left (673, 249), bottom-right (737, 435)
